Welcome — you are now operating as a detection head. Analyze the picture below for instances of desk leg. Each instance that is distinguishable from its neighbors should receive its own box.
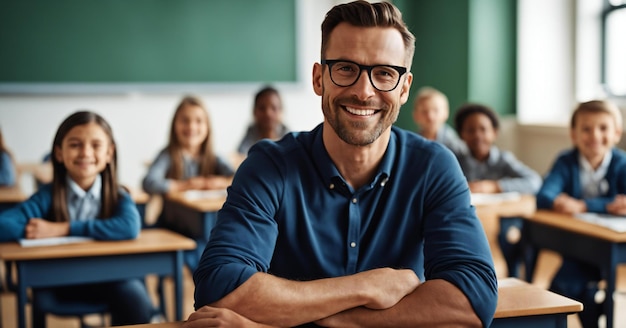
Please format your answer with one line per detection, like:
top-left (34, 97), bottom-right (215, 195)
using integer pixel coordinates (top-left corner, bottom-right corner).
top-left (175, 250), bottom-right (184, 321)
top-left (16, 263), bottom-right (26, 328)
top-left (522, 223), bottom-right (535, 282)
top-left (605, 249), bottom-right (617, 328)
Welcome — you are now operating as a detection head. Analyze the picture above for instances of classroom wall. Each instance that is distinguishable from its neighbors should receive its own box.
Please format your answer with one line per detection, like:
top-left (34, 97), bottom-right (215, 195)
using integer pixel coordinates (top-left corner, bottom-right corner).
top-left (394, 0), bottom-right (517, 132)
top-left (0, 0), bottom-right (618, 189)
top-left (0, 0), bottom-right (335, 190)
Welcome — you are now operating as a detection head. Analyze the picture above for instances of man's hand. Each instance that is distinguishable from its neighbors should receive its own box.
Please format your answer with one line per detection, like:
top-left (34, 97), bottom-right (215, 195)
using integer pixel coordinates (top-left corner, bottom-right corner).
top-left (357, 268), bottom-right (420, 309)
top-left (182, 306), bottom-right (278, 328)
top-left (553, 193), bottom-right (586, 214)
top-left (25, 218), bottom-right (69, 239)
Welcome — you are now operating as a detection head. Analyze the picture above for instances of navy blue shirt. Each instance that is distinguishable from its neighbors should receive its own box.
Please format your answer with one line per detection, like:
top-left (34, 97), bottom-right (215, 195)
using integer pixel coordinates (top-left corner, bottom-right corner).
top-left (194, 124), bottom-right (497, 327)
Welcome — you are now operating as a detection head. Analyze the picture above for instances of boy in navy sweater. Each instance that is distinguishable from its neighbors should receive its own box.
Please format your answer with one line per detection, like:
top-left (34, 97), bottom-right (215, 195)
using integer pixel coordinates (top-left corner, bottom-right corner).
top-left (537, 100), bottom-right (626, 328)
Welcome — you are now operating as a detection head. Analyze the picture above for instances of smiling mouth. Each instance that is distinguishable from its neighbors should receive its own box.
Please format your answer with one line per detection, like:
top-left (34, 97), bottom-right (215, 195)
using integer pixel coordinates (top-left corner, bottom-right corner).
top-left (344, 106), bottom-right (380, 116)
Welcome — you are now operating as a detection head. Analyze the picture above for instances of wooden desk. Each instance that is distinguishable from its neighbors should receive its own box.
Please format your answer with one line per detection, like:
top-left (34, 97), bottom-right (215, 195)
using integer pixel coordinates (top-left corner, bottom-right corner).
top-left (473, 194), bottom-right (536, 277)
top-left (163, 191), bottom-right (227, 269)
top-left (523, 210), bottom-right (626, 328)
top-left (0, 229), bottom-right (196, 328)
top-left (0, 186), bottom-right (28, 212)
top-left (492, 278), bottom-right (582, 327)
top-left (118, 278), bottom-right (582, 328)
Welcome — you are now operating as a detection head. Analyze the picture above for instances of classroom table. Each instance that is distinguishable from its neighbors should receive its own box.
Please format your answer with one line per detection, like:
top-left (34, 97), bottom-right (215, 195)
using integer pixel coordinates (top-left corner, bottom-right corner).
top-left (0, 229), bottom-right (196, 328)
top-left (117, 278), bottom-right (582, 328)
top-left (162, 190), bottom-right (227, 269)
top-left (523, 209), bottom-right (626, 328)
top-left (473, 193), bottom-right (536, 277)
top-left (0, 186), bottom-right (28, 213)
top-left (492, 277), bottom-right (582, 327)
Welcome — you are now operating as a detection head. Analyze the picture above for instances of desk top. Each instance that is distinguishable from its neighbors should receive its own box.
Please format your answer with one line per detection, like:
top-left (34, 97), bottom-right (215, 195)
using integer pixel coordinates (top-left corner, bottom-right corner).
top-left (528, 209), bottom-right (626, 242)
top-left (494, 277), bottom-right (582, 318)
top-left (0, 228), bottom-right (196, 261)
top-left (0, 186), bottom-right (28, 204)
top-left (166, 190), bottom-right (227, 213)
top-left (474, 194), bottom-right (536, 218)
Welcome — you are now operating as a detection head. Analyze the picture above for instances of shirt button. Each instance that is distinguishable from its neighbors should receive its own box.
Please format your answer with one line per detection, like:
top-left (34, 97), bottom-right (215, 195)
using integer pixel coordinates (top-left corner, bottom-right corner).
top-left (352, 198), bottom-right (357, 204)
top-left (350, 242), bottom-right (356, 248)
top-left (329, 183), bottom-right (335, 189)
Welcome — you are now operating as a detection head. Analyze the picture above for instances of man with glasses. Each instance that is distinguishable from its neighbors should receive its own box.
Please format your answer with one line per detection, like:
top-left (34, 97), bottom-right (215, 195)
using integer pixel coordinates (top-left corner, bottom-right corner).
top-left (185, 1), bottom-right (497, 327)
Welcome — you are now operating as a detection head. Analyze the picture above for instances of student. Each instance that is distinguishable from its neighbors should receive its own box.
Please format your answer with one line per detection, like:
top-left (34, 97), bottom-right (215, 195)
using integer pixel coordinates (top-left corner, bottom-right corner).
top-left (143, 96), bottom-right (234, 195)
top-left (536, 100), bottom-right (626, 328)
top-left (412, 86), bottom-right (464, 152)
top-left (0, 127), bottom-right (17, 187)
top-left (0, 111), bottom-right (155, 326)
top-left (142, 96), bottom-right (234, 268)
top-left (236, 86), bottom-right (290, 156)
top-left (184, 1), bottom-right (497, 327)
top-left (454, 103), bottom-right (542, 278)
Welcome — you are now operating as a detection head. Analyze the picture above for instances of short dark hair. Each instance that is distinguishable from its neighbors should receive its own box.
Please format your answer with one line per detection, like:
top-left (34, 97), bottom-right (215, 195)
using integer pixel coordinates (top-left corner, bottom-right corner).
top-left (321, 1), bottom-right (415, 67)
top-left (454, 103), bottom-right (500, 134)
top-left (254, 85), bottom-right (281, 110)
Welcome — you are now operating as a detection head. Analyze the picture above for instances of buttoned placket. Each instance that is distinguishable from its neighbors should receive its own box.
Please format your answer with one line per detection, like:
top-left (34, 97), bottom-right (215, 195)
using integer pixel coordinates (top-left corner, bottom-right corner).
top-left (331, 175), bottom-right (389, 273)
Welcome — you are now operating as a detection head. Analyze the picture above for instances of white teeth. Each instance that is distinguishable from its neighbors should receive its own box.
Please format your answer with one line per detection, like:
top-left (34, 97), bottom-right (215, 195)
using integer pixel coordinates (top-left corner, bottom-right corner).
top-left (345, 107), bottom-right (376, 116)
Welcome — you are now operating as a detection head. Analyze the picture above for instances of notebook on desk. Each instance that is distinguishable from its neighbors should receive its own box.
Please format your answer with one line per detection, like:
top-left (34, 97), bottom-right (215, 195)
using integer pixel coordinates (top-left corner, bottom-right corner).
top-left (575, 212), bottom-right (626, 233)
top-left (471, 192), bottom-right (521, 206)
top-left (19, 236), bottom-right (94, 247)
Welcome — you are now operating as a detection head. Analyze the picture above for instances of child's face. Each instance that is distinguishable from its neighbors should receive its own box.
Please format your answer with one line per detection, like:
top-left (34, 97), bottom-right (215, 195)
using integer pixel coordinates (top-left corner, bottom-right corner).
top-left (175, 104), bottom-right (209, 150)
top-left (571, 112), bottom-right (621, 162)
top-left (460, 113), bottom-right (497, 160)
top-left (413, 96), bottom-right (448, 133)
top-left (54, 122), bottom-right (113, 190)
top-left (254, 93), bottom-right (283, 132)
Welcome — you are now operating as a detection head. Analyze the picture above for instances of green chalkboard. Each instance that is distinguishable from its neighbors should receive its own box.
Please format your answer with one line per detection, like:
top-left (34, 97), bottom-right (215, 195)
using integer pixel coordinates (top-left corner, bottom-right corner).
top-left (0, 0), bottom-right (296, 87)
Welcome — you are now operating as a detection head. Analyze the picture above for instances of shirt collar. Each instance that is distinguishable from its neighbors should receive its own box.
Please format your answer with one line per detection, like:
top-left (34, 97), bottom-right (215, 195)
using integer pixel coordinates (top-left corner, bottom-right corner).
top-left (463, 145), bottom-right (499, 165)
top-left (312, 124), bottom-right (392, 193)
top-left (486, 146), bottom-right (500, 165)
top-left (67, 174), bottom-right (102, 200)
top-left (579, 150), bottom-right (612, 176)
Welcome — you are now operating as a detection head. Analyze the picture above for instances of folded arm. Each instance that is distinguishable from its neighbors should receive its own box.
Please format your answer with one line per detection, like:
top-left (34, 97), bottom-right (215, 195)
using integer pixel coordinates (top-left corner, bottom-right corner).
top-left (209, 268), bottom-right (419, 327)
top-left (316, 279), bottom-right (481, 328)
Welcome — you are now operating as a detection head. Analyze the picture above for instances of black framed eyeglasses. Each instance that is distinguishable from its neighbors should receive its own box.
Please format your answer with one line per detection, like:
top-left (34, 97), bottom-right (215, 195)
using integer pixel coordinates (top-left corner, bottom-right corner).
top-left (321, 59), bottom-right (407, 92)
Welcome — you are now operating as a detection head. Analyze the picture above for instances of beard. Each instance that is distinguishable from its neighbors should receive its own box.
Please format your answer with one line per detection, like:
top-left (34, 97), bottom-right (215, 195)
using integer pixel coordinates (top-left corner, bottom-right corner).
top-left (321, 91), bottom-right (398, 147)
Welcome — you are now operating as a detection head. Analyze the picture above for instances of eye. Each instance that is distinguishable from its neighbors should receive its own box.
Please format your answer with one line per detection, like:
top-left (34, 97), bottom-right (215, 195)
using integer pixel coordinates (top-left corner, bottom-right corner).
top-left (334, 62), bottom-right (357, 73)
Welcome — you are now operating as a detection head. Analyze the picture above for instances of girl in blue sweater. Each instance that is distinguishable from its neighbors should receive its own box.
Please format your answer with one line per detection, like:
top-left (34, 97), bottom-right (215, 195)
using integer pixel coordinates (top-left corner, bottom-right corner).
top-left (0, 111), bottom-right (155, 326)
top-left (537, 100), bottom-right (626, 328)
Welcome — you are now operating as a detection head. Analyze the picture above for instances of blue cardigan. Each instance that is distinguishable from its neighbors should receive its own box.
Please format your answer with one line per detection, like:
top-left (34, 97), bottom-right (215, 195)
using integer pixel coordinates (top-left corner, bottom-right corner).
top-left (0, 184), bottom-right (140, 242)
top-left (536, 148), bottom-right (626, 212)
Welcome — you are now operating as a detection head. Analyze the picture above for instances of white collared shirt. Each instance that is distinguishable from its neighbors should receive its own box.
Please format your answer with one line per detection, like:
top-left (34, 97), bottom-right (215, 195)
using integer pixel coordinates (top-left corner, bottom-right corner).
top-left (66, 175), bottom-right (102, 221)
top-left (579, 152), bottom-right (612, 199)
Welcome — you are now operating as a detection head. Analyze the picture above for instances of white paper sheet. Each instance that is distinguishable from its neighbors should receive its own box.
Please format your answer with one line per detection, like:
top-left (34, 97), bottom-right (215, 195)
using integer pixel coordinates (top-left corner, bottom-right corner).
top-left (183, 189), bottom-right (227, 200)
top-left (575, 212), bottom-right (626, 233)
top-left (19, 236), bottom-right (94, 247)
top-left (470, 192), bottom-right (521, 205)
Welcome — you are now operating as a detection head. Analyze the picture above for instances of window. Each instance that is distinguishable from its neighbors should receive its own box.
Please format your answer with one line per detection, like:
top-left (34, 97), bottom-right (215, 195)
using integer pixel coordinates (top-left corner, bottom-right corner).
top-left (603, 0), bottom-right (626, 96)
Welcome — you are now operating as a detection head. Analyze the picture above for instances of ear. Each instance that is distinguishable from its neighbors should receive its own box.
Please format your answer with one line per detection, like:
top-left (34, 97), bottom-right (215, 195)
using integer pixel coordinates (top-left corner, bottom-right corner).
top-left (312, 62), bottom-right (323, 96)
top-left (399, 72), bottom-right (413, 105)
top-left (54, 145), bottom-right (63, 163)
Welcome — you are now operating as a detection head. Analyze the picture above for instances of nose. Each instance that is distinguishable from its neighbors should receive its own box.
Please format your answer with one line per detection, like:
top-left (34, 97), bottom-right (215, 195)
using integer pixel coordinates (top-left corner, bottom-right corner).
top-left (591, 127), bottom-right (602, 140)
top-left (80, 145), bottom-right (92, 156)
top-left (351, 69), bottom-right (376, 100)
